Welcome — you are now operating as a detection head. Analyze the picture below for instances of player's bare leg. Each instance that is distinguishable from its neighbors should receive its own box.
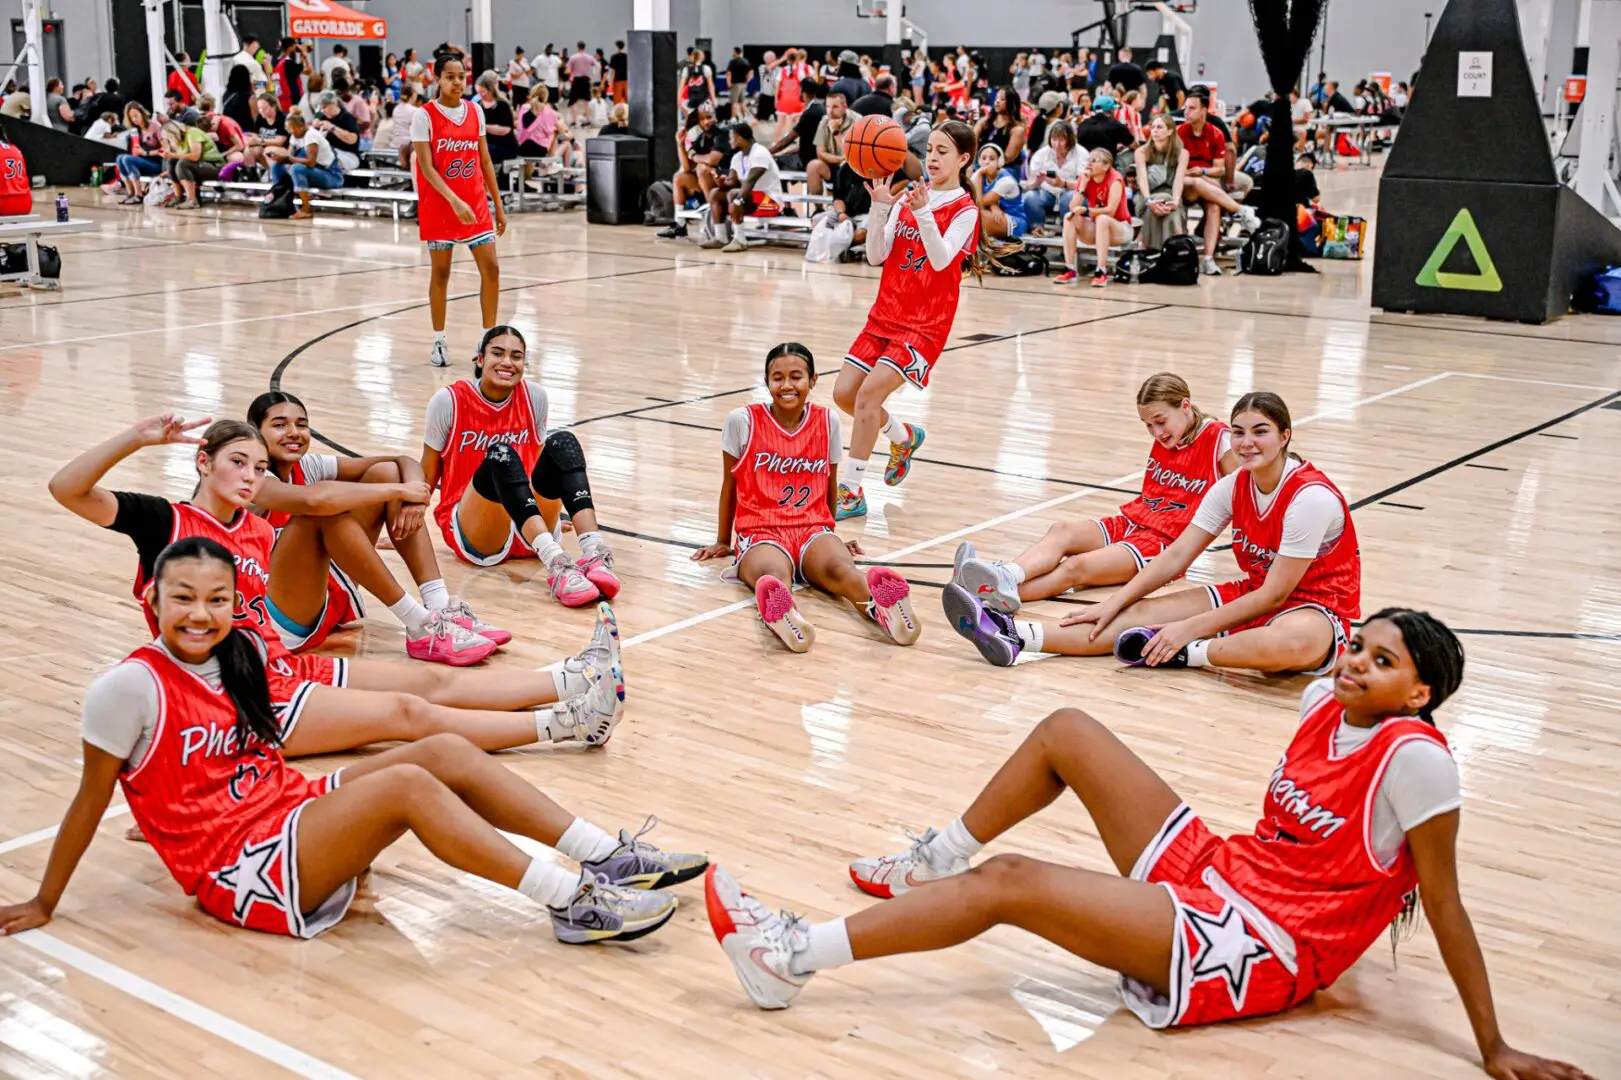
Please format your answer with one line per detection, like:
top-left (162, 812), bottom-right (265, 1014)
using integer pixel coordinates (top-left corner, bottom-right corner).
top-left (800, 534), bottom-right (919, 645)
top-left (1202, 608), bottom-right (1335, 673)
top-left (469, 240), bottom-right (501, 330)
top-left (738, 543), bottom-right (814, 652)
top-left (266, 514), bottom-right (340, 627)
top-left (280, 686), bottom-right (545, 755)
top-left (427, 246), bottom-right (455, 366)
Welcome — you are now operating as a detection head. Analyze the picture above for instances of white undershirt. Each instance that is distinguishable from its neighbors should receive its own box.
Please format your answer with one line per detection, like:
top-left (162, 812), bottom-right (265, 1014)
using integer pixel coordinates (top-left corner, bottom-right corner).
top-left (422, 381), bottom-right (550, 453)
top-left (296, 453), bottom-right (339, 483)
top-left (720, 406), bottom-right (844, 463)
top-left (1191, 459), bottom-right (1345, 558)
top-left (409, 100), bottom-right (487, 144)
top-left (866, 186), bottom-right (978, 269)
top-left (81, 643), bottom-right (219, 769)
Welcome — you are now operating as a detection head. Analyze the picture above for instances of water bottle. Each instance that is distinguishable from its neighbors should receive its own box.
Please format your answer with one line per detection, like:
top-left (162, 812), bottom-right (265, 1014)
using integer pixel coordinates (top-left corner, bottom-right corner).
top-left (55, 192), bottom-right (69, 222)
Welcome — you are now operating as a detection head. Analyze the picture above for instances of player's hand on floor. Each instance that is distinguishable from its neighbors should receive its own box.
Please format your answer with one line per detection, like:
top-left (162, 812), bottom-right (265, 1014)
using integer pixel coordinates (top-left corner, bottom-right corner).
top-left (1484, 1046), bottom-right (1594, 1080)
top-left (0, 898), bottom-right (51, 935)
top-left (691, 544), bottom-right (732, 562)
top-left (845, 539), bottom-right (865, 556)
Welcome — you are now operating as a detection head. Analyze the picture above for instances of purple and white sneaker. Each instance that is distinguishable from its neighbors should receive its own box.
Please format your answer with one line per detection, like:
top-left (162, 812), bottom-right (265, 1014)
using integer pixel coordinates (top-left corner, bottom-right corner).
top-left (549, 873), bottom-right (677, 944)
top-left (1113, 626), bottom-right (1188, 668)
top-left (942, 582), bottom-right (1021, 667)
top-left (581, 815), bottom-right (710, 891)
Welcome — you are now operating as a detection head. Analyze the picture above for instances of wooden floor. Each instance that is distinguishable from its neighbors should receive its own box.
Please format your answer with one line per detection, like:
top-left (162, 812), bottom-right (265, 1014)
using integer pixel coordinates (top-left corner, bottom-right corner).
top-left (2, 163), bottom-right (1619, 1080)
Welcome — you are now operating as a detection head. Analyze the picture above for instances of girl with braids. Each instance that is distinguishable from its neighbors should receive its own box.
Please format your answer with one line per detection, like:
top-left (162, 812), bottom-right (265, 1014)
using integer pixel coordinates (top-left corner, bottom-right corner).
top-left (690, 343), bottom-right (920, 652)
top-left (0, 539), bottom-right (705, 944)
top-left (952, 373), bottom-right (1235, 610)
top-left (833, 120), bottom-right (987, 520)
top-left (946, 391), bottom-right (1360, 674)
top-left (421, 326), bottom-right (621, 608)
top-left (248, 390), bottom-right (506, 666)
top-left (49, 414), bottom-right (631, 758)
top-left (709, 613), bottom-right (1597, 1080)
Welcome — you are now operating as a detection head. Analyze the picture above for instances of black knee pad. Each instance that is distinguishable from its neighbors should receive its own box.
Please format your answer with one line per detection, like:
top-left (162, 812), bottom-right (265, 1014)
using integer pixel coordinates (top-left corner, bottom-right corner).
top-left (472, 442), bottom-right (541, 529)
top-left (532, 430), bottom-right (594, 516)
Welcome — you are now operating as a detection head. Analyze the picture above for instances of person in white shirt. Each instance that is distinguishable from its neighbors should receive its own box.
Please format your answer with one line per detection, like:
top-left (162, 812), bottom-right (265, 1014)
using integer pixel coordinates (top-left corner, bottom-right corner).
top-left (1029, 48), bottom-right (1047, 78)
top-left (703, 122), bottom-right (784, 253)
top-left (535, 46), bottom-right (563, 101)
top-left (1290, 88), bottom-right (1314, 150)
top-left (84, 111), bottom-right (120, 143)
top-left (264, 111), bottom-right (341, 218)
top-left (320, 44), bottom-right (353, 87)
top-left (1022, 119), bottom-right (1083, 230)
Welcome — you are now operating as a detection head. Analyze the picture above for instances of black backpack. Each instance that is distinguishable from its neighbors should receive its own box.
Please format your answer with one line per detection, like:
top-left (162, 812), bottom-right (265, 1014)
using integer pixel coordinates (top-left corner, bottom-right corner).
top-left (642, 179), bottom-right (675, 226)
top-left (1239, 219), bottom-right (1290, 275)
top-left (1149, 235), bottom-right (1202, 285)
top-left (258, 178), bottom-right (295, 220)
top-left (0, 242), bottom-right (59, 278)
top-left (990, 246), bottom-right (1048, 277)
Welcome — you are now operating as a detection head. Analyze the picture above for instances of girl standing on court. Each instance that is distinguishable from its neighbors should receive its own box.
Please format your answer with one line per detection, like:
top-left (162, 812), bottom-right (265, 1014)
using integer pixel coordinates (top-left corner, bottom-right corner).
top-left (690, 343), bottom-right (919, 652)
top-left (834, 120), bottom-right (986, 520)
top-left (0, 538), bottom-right (703, 945)
top-left (49, 415), bottom-right (624, 756)
top-left (248, 391), bottom-right (506, 665)
top-left (953, 373), bottom-right (1234, 610)
top-left (414, 53), bottom-right (505, 369)
top-left (707, 611), bottom-right (1596, 1080)
top-left (422, 326), bottom-right (620, 608)
top-left (944, 391), bottom-right (1360, 675)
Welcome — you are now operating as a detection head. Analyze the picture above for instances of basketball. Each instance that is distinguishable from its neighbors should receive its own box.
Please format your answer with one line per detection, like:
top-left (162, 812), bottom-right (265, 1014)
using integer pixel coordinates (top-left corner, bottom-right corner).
top-left (845, 115), bottom-right (909, 180)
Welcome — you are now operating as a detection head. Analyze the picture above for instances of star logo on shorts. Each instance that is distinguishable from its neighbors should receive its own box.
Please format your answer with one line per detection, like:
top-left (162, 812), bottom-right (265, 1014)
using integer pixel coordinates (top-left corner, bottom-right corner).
top-left (1185, 902), bottom-right (1272, 1010)
top-left (211, 836), bottom-right (288, 924)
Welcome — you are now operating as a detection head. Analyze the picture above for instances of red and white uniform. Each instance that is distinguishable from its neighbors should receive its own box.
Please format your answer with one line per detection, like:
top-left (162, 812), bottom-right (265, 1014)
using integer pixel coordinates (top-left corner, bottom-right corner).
top-left (114, 644), bottom-right (352, 938)
top-left (263, 455), bottom-right (366, 652)
top-left (1099, 418), bottom-right (1229, 567)
top-left (413, 99), bottom-right (493, 245)
top-left (845, 187), bottom-right (979, 390)
top-left (426, 378), bottom-right (546, 565)
top-left (0, 139), bottom-right (31, 216)
top-left (726, 403), bottom-right (840, 578)
top-left (1124, 688), bottom-right (1450, 1027)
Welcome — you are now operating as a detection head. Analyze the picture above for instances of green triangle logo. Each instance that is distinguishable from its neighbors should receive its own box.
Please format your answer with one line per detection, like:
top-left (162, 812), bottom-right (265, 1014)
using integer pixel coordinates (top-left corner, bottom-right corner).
top-left (1416, 208), bottom-right (1503, 292)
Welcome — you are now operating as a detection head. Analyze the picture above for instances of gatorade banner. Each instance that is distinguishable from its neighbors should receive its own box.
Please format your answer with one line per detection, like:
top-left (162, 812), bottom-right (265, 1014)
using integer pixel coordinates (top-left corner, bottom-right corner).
top-left (287, 0), bottom-right (387, 40)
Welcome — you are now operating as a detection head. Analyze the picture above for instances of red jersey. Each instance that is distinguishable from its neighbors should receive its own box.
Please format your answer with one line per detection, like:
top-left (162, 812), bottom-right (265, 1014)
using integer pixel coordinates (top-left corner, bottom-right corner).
top-left (132, 502), bottom-right (279, 647)
top-left (0, 140), bottom-right (30, 216)
top-left (1213, 690), bottom-right (1449, 990)
top-left (415, 99), bottom-right (493, 244)
top-left (432, 379), bottom-right (543, 552)
top-left (731, 403), bottom-right (836, 534)
top-left (865, 190), bottom-right (979, 352)
top-left (1119, 418), bottom-right (1229, 541)
top-left (1082, 169), bottom-right (1130, 221)
top-left (1176, 120), bottom-right (1227, 169)
top-left (1229, 462), bottom-right (1361, 623)
top-left (116, 643), bottom-right (328, 896)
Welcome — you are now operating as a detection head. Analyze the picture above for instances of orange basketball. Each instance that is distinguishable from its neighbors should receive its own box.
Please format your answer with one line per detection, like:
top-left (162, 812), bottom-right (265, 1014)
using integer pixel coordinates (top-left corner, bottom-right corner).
top-left (845, 114), bottom-right (909, 180)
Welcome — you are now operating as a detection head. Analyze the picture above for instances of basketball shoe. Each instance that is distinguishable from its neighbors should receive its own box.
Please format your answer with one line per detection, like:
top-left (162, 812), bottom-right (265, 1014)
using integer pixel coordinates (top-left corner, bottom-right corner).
top-left (757, 575), bottom-right (814, 652)
top-left (706, 865), bottom-right (812, 1009)
top-left (429, 337), bottom-right (450, 368)
top-left (582, 815), bottom-right (709, 890)
top-left (835, 483), bottom-right (867, 520)
top-left (548, 554), bottom-right (601, 607)
top-left (848, 827), bottom-right (970, 898)
top-left (444, 599), bottom-right (511, 646)
top-left (577, 550), bottom-right (622, 599)
top-left (405, 611), bottom-right (498, 666)
top-left (549, 873), bottom-right (677, 944)
top-left (1113, 626), bottom-right (1188, 668)
top-left (956, 556), bottom-right (1022, 614)
top-left (865, 566), bottom-right (920, 645)
top-left (952, 540), bottom-right (977, 580)
top-left (543, 663), bottom-right (625, 746)
top-left (884, 423), bottom-right (926, 486)
top-left (546, 604), bottom-right (621, 699)
top-left (942, 582), bottom-right (1022, 666)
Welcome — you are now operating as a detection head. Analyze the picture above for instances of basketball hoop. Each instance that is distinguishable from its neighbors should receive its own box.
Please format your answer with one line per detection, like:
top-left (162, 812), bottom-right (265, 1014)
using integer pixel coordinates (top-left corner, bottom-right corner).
top-left (855, 0), bottom-right (889, 17)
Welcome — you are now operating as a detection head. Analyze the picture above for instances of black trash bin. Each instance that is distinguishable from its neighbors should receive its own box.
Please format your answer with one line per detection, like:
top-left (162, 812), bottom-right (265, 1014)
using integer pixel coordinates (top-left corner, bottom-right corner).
top-left (586, 134), bottom-right (651, 225)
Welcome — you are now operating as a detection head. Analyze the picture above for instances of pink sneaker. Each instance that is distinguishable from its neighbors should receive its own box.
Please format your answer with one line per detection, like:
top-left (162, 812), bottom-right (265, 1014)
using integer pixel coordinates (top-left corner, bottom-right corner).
top-left (407, 612), bottom-right (498, 666)
top-left (445, 599), bottom-right (512, 646)
top-left (865, 566), bottom-right (921, 645)
top-left (548, 555), bottom-right (601, 608)
top-left (755, 575), bottom-right (814, 652)
top-left (578, 551), bottom-right (622, 600)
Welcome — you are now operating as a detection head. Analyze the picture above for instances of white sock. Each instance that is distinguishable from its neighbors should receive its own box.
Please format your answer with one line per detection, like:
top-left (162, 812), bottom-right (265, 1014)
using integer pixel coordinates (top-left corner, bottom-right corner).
top-left (533, 532), bottom-right (567, 566)
top-left (577, 530), bottom-right (608, 558)
top-left (419, 579), bottom-right (450, 613)
top-left (433, 329), bottom-right (446, 344)
top-left (1185, 639), bottom-right (1212, 668)
top-left (790, 917), bottom-right (853, 975)
top-left (556, 817), bottom-right (618, 863)
top-left (1014, 619), bottom-right (1044, 653)
top-left (540, 658), bottom-right (591, 700)
top-left (1003, 561), bottom-right (1027, 585)
top-left (388, 595), bottom-right (432, 634)
top-left (839, 457), bottom-right (867, 492)
top-left (929, 817), bottom-right (984, 866)
top-left (878, 412), bottom-right (909, 444)
top-left (517, 857), bottom-right (582, 908)
top-left (534, 704), bottom-right (572, 743)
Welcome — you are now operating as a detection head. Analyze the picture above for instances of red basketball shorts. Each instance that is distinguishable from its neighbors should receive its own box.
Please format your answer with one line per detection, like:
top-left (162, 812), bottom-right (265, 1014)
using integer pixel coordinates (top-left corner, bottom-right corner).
top-left (277, 569), bottom-right (364, 654)
top-left (264, 654), bottom-right (349, 743)
top-left (844, 327), bottom-right (943, 390)
top-left (1096, 514), bottom-right (1173, 569)
top-left (1204, 581), bottom-right (1352, 675)
top-left (745, 190), bottom-right (781, 217)
top-left (734, 524), bottom-right (838, 583)
top-left (1121, 804), bottom-right (1308, 1028)
top-left (191, 777), bottom-right (356, 938)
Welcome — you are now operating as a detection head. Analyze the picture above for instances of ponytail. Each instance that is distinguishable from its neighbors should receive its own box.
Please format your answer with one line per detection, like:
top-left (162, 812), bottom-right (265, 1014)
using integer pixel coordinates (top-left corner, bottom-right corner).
top-left (933, 119), bottom-right (997, 281)
top-left (215, 627), bottom-right (283, 749)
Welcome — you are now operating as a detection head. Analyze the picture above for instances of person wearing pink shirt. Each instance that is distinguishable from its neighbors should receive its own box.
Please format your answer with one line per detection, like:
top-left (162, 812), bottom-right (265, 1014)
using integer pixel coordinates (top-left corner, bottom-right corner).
top-left (566, 42), bottom-right (595, 123)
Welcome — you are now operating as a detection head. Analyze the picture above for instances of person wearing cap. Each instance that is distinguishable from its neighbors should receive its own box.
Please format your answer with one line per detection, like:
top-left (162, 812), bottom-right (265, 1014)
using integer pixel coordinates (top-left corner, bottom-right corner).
top-left (1026, 89), bottom-right (1067, 161)
top-left (702, 121), bottom-right (784, 253)
top-left (161, 106), bottom-right (225, 209)
top-left (831, 50), bottom-right (870, 110)
top-left (1077, 95), bottom-right (1133, 160)
top-left (658, 103), bottom-right (726, 240)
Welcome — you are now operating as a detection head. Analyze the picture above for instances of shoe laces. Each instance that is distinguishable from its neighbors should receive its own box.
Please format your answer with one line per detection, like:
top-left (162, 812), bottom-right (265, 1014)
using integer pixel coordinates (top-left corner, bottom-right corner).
top-left (426, 611), bottom-right (484, 646)
top-left (612, 814), bottom-right (666, 870)
top-left (569, 872), bottom-right (639, 917)
top-left (446, 599), bottom-right (489, 629)
top-left (549, 555), bottom-right (589, 587)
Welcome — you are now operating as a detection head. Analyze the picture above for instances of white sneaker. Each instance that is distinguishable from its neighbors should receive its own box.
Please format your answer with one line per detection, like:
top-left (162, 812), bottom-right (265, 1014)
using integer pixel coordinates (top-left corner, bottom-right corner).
top-left (704, 865), bottom-right (812, 1010)
top-left (545, 663), bottom-right (624, 746)
top-left (721, 237), bottom-right (749, 253)
top-left (848, 827), bottom-right (970, 899)
top-left (956, 557), bottom-right (1022, 615)
top-left (428, 338), bottom-right (450, 367)
top-left (699, 234), bottom-right (727, 250)
top-left (952, 540), bottom-right (977, 582)
top-left (1200, 256), bottom-right (1223, 276)
top-left (1237, 205), bottom-right (1261, 231)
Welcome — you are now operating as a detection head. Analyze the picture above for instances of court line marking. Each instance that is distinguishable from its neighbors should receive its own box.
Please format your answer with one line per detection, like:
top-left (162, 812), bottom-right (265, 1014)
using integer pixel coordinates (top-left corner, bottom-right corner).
top-left (0, 805), bottom-right (129, 856)
top-left (9, 931), bottom-right (362, 1080)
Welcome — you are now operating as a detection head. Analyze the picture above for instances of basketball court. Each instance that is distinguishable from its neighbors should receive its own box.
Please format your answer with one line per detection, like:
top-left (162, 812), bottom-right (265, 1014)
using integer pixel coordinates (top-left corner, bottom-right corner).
top-left (1, 160), bottom-right (1619, 1078)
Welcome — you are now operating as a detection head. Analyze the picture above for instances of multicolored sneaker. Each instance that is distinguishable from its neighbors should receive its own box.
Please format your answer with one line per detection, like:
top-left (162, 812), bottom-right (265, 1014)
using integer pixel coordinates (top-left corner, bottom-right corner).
top-left (705, 865), bottom-right (812, 1010)
top-left (756, 575), bottom-right (814, 652)
top-left (1113, 626), bottom-right (1188, 668)
top-left (577, 550), bottom-right (622, 600)
top-left (848, 827), bottom-right (970, 898)
top-left (942, 582), bottom-right (1022, 667)
top-left (581, 816), bottom-right (710, 890)
top-left (444, 599), bottom-right (511, 646)
top-left (1054, 269), bottom-right (1079, 285)
top-left (545, 604), bottom-right (621, 699)
top-left (547, 663), bottom-right (625, 746)
top-left (549, 873), bottom-right (677, 944)
top-left (835, 483), bottom-right (867, 520)
top-left (865, 566), bottom-right (920, 646)
top-left (883, 423), bottom-right (926, 486)
top-left (957, 556), bottom-right (1022, 615)
top-left (405, 612), bottom-right (498, 666)
top-left (428, 338), bottom-right (450, 367)
top-left (548, 554), bottom-right (601, 608)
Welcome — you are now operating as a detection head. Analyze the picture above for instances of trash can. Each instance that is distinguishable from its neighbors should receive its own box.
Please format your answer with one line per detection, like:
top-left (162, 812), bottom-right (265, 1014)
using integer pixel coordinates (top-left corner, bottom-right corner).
top-left (586, 134), bottom-right (650, 225)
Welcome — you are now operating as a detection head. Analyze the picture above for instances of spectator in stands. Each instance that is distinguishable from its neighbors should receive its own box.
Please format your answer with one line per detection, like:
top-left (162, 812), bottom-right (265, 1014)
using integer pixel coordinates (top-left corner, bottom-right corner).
top-left (1178, 89), bottom-right (1258, 275)
top-left (1026, 90), bottom-right (1066, 158)
top-left (851, 73), bottom-right (897, 119)
top-left (42, 78), bottom-right (72, 132)
top-left (220, 65), bottom-right (255, 132)
top-left (297, 73), bottom-right (328, 121)
top-left (473, 72), bottom-right (519, 174)
top-left (1135, 112), bottom-right (1188, 250)
top-left (756, 51), bottom-right (781, 120)
top-left (168, 55), bottom-right (199, 107)
top-left (588, 84), bottom-right (610, 127)
top-left (1290, 87), bottom-right (1313, 150)
top-left (384, 85), bottom-right (419, 168)
top-left (200, 108), bottom-right (246, 167)
top-left (768, 77), bottom-right (823, 173)
top-left (320, 44), bottom-right (353, 87)
top-left (976, 86), bottom-right (1028, 165)
top-left (164, 107), bottom-right (224, 209)
top-left (516, 85), bottom-right (578, 167)
top-left (567, 42), bottom-right (596, 124)
top-left (1068, 81), bottom-right (1093, 114)
top-left (909, 52), bottom-right (928, 102)
top-left (1057, 147), bottom-right (1133, 286)
top-left (266, 110), bottom-right (341, 218)
top-left (313, 90), bottom-right (361, 172)
top-left (1114, 88), bottom-right (1146, 144)
top-left (1106, 47), bottom-right (1145, 94)
top-left (507, 47), bottom-right (534, 107)
top-left (704, 121), bottom-right (783, 253)
top-left (0, 91), bottom-right (29, 120)
top-left (335, 76), bottom-right (373, 150)
top-left (831, 50), bottom-right (869, 108)
top-left (727, 48), bottom-right (752, 120)
top-left (602, 102), bottom-right (630, 134)
top-left (1009, 54), bottom-right (1032, 101)
top-left (402, 48), bottom-right (424, 82)
top-left (659, 103), bottom-right (725, 239)
top-left (275, 40), bottom-right (307, 111)
top-left (1144, 58), bottom-right (1185, 112)
top-left (1077, 94), bottom-right (1133, 161)
top-left (829, 160), bottom-right (875, 251)
top-left (240, 93), bottom-right (289, 174)
top-left (610, 42), bottom-right (629, 104)
top-left (84, 110), bottom-right (119, 143)
top-left (1022, 119), bottom-right (1082, 234)
top-left (1323, 80), bottom-right (1354, 114)
top-left (1393, 81), bottom-right (1410, 108)
top-left (808, 90), bottom-right (853, 196)
top-left (114, 103), bottom-right (163, 203)
top-left (974, 143), bottom-right (1026, 239)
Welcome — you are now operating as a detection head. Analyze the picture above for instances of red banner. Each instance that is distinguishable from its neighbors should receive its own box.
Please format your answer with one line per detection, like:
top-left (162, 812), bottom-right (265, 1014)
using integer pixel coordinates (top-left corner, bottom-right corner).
top-left (288, 0), bottom-right (387, 40)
